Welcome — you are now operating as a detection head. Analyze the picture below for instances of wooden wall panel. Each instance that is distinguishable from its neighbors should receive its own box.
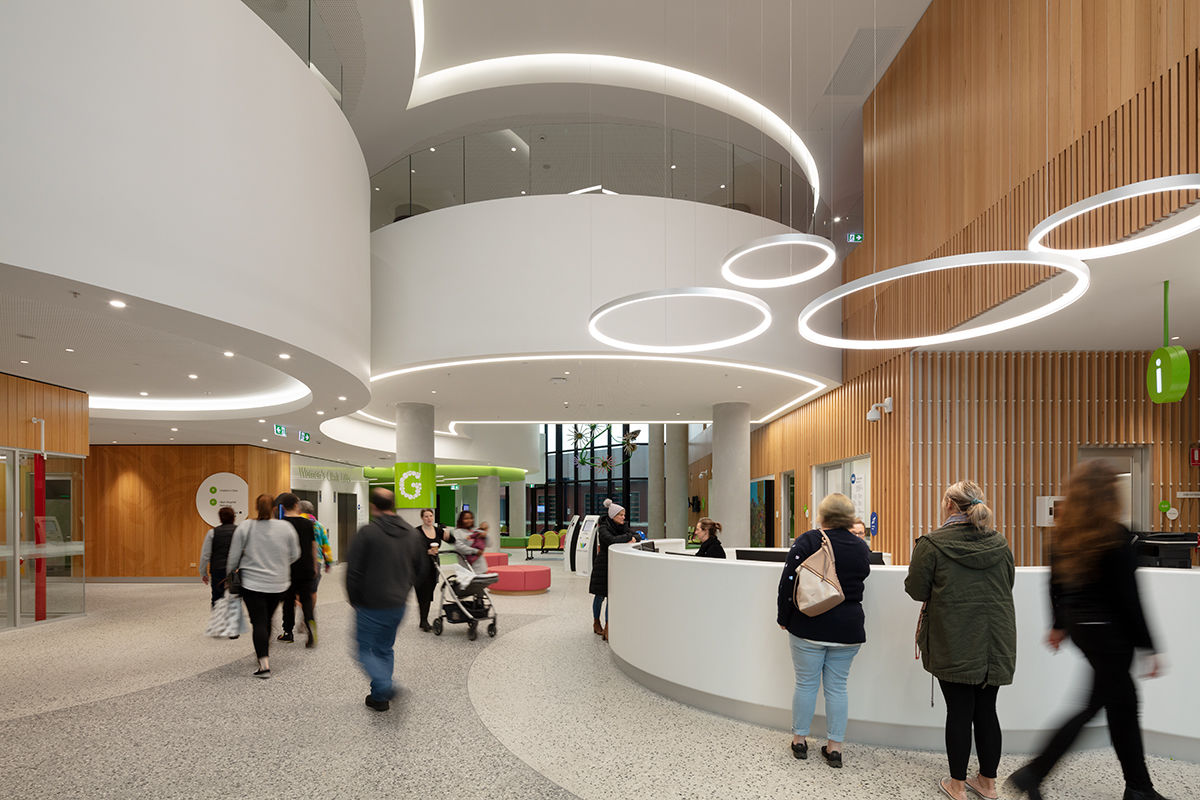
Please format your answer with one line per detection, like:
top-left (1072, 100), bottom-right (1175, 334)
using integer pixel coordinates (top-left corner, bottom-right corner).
top-left (911, 351), bottom-right (1200, 566)
top-left (844, 0), bottom-right (1200, 381)
top-left (687, 453), bottom-right (713, 530)
top-left (0, 373), bottom-right (89, 456)
top-left (751, 355), bottom-right (912, 563)
top-left (85, 444), bottom-right (292, 577)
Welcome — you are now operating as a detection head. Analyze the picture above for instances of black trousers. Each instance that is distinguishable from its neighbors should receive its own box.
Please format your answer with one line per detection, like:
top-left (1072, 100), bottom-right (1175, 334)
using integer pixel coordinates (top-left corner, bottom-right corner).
top-left (938, 680), bottom-right (1002, 780)
top-left (1027, 624), bottom-right (1153, 791)
top-left (414, 556), bottom-right (440, 625)
top-left (209, 568), bottom-right (226, 606)
top-left (282, 578), bottom-right (315, 635)
top-left (241, 589), bottom-right (284, 659)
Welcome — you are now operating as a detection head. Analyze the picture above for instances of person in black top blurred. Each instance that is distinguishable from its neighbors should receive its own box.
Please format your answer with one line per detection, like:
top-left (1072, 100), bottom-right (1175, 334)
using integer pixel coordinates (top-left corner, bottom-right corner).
top-left (275, 493), bottom-right (319, 648)
top-left (1009, 461), bottom-right (1170, 800)
top-left (199, 506), bottom-right (238, 605)
top-left (776, 493), bottom-right (871, 768)
top-left (694, 517), bottom-right (726, 559)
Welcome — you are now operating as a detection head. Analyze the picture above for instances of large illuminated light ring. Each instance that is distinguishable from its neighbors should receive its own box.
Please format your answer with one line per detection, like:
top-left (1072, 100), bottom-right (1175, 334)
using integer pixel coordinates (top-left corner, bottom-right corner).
top-left (797, 250), bottom-right (1091, 350)
top-left (720, 233), bottom-right (837, 289)
top-left (1028, 174), bottom-right (1200, 260)
top-left (588, 287), bottom-right (772, 354)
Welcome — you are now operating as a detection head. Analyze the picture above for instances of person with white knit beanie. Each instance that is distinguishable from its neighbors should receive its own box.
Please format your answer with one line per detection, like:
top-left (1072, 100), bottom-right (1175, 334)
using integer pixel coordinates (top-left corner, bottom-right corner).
top-left (588, 498), bottom-right (636, 641)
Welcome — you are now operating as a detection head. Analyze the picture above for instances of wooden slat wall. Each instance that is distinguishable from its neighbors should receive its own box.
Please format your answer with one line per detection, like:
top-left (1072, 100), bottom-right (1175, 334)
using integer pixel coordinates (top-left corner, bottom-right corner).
top-left (687, 453), bottom-right (713, 530)
top-left (751, 355), bottom-right (912, 563)
top-left (845, 0), bottom-right (1200, 381)
top-left (911, 351), bottom-right (1200, 566)
top-left (0, 373), bottom-right (89, 456)
top-left (85, 445), bottom-right (291, 577)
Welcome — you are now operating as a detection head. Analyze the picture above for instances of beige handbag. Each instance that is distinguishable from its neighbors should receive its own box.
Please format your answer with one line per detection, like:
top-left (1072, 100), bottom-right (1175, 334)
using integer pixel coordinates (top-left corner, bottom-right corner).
top-left (793, 530), bottom-right (844, 617)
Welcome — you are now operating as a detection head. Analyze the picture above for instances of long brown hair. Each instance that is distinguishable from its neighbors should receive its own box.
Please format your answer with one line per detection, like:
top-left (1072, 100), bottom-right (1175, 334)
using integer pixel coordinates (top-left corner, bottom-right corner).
top-left (1052, 460), bottom-right (1122, 587)
top-left (696, 517), bottom-right (722, 538)
top-left (254, 493), bottom-right (274, 521)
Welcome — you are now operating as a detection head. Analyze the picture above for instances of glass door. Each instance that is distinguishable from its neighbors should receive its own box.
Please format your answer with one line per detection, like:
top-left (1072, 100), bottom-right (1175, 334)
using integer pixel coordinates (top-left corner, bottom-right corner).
top-left (0, 450), bottom-right (13, 629)
top-left (18, 453), bottom-right (85, 624)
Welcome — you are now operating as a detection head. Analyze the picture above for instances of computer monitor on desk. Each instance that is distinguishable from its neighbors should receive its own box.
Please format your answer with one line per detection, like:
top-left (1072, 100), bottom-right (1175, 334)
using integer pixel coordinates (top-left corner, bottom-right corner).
top-left (733, 549), bottom-right (788, 563)
top-left (637, 540), bottom-right (658, 553)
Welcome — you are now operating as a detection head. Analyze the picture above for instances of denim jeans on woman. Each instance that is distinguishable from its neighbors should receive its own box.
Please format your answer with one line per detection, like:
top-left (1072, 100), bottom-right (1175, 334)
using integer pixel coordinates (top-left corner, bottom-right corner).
top-left (789, 635), bottom-right (861, 741)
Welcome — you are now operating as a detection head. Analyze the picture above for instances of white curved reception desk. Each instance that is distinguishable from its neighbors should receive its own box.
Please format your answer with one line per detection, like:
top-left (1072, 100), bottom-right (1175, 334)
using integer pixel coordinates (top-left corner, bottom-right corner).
top-left (608, 542), bottom-right (1199, 760)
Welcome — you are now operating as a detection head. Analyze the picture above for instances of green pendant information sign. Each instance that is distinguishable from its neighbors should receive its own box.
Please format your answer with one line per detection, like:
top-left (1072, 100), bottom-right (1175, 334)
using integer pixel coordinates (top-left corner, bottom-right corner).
top-left (394, 462), bottom-right (436, 508)
top-left (1146, 345), bottom-right (1190, 404)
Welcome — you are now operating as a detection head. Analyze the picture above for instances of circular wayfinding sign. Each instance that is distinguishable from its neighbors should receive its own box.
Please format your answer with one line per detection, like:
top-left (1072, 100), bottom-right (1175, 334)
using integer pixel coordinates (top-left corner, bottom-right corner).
top-left (195, 472), bottom-right (249, 527)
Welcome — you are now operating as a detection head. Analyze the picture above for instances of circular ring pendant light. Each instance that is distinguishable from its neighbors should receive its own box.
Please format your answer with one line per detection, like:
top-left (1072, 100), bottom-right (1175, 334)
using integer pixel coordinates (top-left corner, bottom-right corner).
top-left (797, 250), bottom-right (1090, 350)
top-left (719, 233), bottom-right (838, 288)
top-left (1027, 173), bottom-right (1200, 259)
top-left (588, 287), bottom-right (772, 354)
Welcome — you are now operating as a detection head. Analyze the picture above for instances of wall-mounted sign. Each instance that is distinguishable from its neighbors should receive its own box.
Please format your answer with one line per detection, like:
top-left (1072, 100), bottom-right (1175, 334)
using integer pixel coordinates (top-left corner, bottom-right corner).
top-left (1146, 346), bottom-right (1190, 403)
top-left (846, 233), bottom-right (864, 243)
top-left (1165, 507), bottom-right (1180, 521)
top-left (1177, 491), bottom-right (1200, 499)
top-left (1191, 447), bottom-right (1200, 467)
top-left (298, 431), bottom-right (311, 443)
top-left (869, 511), bottom-right (879, 538)
top-left (273, 424), bottom-right (287, 437)
top-left (195, 472), bottom-right (248, 527)
top-left (292, 464), bottom-right (363, 482)
top-left (394, 461), bottom-right (436, 508)
top-left (1158, 500), bottom-right (1171, 513)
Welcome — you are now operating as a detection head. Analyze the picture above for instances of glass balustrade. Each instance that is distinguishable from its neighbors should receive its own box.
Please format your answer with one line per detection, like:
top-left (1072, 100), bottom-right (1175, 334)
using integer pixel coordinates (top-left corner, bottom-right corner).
top-left (243, 0), bottom-right (343, 106)
top-left (371, 122), bottom-right (821, 232)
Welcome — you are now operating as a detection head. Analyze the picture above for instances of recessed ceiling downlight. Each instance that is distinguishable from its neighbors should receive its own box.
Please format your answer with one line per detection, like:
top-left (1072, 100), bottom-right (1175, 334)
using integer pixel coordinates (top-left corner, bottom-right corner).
top-left (1027, 174), bottom-right (1200, 260)
top-left (796, 250), bottom-right (1090, 350)
top-left (223, 351), bottom-right (235, 358)
top-left (588, 287), bottom-right (771, 354)
top-left (720, 233), bottom-right (837, 289)
top-left (109, 299), bottom-right (127, 308)
top-left (278, 353), bottom-right (291, 360)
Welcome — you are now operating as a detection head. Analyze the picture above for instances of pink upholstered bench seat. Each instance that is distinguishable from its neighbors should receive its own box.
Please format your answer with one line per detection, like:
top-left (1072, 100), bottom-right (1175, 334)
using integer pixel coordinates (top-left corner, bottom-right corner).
top-left (489, 564), bottom-right (552, 594)
top-left (483, 552), bottom-right (510, 568)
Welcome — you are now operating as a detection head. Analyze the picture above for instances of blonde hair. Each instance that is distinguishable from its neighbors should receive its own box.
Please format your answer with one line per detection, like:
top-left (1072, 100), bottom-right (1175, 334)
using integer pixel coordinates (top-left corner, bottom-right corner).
top-left (1052, 461), bottom-right (1121, 588)
top-left (818, 493), bottom-right (856, 529)
top-left (696, 517), bottom-right (722, 538)
top-left (943, 480), bottom-right (994, 530)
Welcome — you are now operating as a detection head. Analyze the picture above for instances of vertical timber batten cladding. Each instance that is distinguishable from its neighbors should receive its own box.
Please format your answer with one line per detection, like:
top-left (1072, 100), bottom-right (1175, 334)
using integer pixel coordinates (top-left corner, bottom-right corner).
top-left (752, 352), bottom-right (1200, 566)
top-left (845, 0), bottom-right (1200, 381)
top-left (85, 445), bottom-right (290, 577)
top-left (0, 373), bottom-right (89, 455)
top-left (751, 355), bottom-right (911, 563)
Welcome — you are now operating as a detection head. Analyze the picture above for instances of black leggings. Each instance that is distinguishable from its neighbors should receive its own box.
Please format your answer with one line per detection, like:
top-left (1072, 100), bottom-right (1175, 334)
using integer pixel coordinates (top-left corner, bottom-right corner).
top-left (938, 680), bottom-right (1001, 781)
top-left (241, 589), bottom-right (284, 659)
top-left (1027, 625), bottom-right (1152, 791)
top-left (281, 579), bottom-right (315, 635)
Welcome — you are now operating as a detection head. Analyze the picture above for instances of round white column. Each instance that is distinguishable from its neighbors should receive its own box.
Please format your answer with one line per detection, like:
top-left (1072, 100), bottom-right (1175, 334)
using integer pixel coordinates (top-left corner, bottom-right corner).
top-left (710, 402), bottom-right (751, 548)
top-left (477, 475), bottom-right (501, 551)
top-left (647, 424), bottom-right (665, 539)
top-left (506, 480), bottom-right (526, 538)
top-left (394, 402), bottom-right (435, 526)
top-left (665, 424), bottom-right (689, 538)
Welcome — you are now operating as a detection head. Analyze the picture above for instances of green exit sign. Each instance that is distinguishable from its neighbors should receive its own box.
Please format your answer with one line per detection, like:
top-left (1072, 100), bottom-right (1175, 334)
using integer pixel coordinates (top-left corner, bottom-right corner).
top-left (273, 424), bottom-right (287, 437)
top-left (846, 233), bottom-right (864, 243)
top-left (298, 431), bottom-right (311, 443)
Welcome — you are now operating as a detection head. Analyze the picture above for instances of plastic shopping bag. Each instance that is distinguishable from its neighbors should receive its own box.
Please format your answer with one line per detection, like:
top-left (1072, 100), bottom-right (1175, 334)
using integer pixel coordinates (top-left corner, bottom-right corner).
top-left (205, 594), bottom-right (229, 637)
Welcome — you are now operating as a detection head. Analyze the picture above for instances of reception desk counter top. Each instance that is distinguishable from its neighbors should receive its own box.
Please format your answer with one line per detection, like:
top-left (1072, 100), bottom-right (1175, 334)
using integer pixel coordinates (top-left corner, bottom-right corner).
top-left (608, 542), bottom-right (1198, 759)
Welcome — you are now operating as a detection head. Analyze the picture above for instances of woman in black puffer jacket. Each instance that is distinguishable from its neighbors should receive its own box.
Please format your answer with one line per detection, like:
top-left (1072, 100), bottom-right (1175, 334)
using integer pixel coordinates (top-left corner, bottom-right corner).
top-left (589, 498), bottom-right (636, 641)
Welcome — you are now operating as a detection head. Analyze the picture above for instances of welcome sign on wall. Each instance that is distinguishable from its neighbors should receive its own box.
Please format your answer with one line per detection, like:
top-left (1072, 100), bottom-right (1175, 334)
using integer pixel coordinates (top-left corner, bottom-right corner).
top-left (195, 472), bottom-right (249, 527)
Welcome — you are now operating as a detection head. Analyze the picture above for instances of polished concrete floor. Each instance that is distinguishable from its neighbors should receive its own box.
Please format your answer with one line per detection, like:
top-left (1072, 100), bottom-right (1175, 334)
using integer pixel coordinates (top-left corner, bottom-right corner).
top-left (0, 563), bottom-right (1196, 800)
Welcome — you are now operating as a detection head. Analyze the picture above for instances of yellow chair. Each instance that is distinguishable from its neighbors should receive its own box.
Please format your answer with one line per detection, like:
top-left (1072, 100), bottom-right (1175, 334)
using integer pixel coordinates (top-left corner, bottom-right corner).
top-left (525, 532), bottom-right (544, 560)
top-left (543, 531), bottom-right (560, 551)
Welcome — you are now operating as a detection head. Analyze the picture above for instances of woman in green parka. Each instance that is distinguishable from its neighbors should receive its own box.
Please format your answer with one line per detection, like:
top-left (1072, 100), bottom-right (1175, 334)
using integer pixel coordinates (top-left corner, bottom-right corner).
top-left (905, 480), bottom-right (1015, 800)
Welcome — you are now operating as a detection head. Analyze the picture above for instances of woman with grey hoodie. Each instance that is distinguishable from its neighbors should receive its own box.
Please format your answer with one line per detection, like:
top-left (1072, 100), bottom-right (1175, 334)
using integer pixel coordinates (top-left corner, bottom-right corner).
top-left (226, 493), bottom-right (301, 679)
top-left (905, 480), bottom-right (1016, 800)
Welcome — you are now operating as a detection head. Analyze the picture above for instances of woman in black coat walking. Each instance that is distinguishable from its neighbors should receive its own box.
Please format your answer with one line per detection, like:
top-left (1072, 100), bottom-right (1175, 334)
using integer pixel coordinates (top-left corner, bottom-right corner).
top-left (589, 498), bottom-right (635, 641)
top-left (1008, 461), bottom-right (1169, 800)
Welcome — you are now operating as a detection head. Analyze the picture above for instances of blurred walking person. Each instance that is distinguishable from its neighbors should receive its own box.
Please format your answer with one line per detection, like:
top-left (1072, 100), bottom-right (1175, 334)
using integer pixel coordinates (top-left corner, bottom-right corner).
top-left (1008, 461), bottom-right (1170, 800)
top-left (346, 488), bottom-right (427, 712)
top-left (199, 506), bottom-right (238, 606)
top-left (275, 493), bottom-right (319, 647)
top-left (298, 499), bottom-right (334, 600)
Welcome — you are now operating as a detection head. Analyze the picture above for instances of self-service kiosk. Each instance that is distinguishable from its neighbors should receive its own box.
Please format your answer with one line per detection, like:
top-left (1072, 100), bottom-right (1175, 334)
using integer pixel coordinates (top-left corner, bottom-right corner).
top-left (562, 515), bottom-right (581, 573)
top-left (574, 515), bottom-right (601, 577)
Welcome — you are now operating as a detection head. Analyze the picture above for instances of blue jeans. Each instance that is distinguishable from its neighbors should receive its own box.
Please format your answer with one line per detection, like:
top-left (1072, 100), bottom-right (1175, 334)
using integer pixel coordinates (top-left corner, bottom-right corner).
top-left (789, 635), bottom-right (861, 742)
top-left (355, 606), bottom-right (407, 701)
top-left (592, 594), bottom-right (607, 623)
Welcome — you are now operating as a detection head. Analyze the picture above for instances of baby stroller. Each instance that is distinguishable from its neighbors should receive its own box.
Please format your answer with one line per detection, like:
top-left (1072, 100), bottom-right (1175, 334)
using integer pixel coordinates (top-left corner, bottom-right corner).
top-left (432, 562), bottom-right (498, 641)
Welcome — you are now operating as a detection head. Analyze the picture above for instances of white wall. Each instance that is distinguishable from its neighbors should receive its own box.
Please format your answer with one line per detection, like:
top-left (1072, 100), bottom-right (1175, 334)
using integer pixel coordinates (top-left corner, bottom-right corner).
top-left (0, 0), bottom-right (371, 384)
top-left (319, 417), bottom-right (543, 476)
top-left (289, 455), bottom-right (369, 562)
top-left (370, 195), bottom-right (843, 384)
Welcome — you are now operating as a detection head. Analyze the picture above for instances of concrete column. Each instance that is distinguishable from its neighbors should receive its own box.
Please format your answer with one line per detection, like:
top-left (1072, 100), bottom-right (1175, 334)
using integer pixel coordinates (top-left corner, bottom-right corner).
top-left (507, 480), bottom-right (526, 537)
top-left (647, 424), bottom-right (665, 538)
top-left (394, 402), bottom-right (435, 526)
top-left (665, 423), bottom-right (689, 538)
top-left (477, 475), bottom-right (501, 551)
top-left (711, 402), bottom-right (751, 548)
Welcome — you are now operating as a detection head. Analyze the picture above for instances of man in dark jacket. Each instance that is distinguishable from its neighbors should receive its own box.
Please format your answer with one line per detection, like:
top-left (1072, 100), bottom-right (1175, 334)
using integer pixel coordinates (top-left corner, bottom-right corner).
top-left (346, 488), bottom-right (427, 712)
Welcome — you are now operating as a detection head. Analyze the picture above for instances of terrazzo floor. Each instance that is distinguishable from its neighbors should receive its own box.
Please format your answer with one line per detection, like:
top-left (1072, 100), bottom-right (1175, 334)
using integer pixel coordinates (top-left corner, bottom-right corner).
top-left (1, 566), bottom-right (1197, 800)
